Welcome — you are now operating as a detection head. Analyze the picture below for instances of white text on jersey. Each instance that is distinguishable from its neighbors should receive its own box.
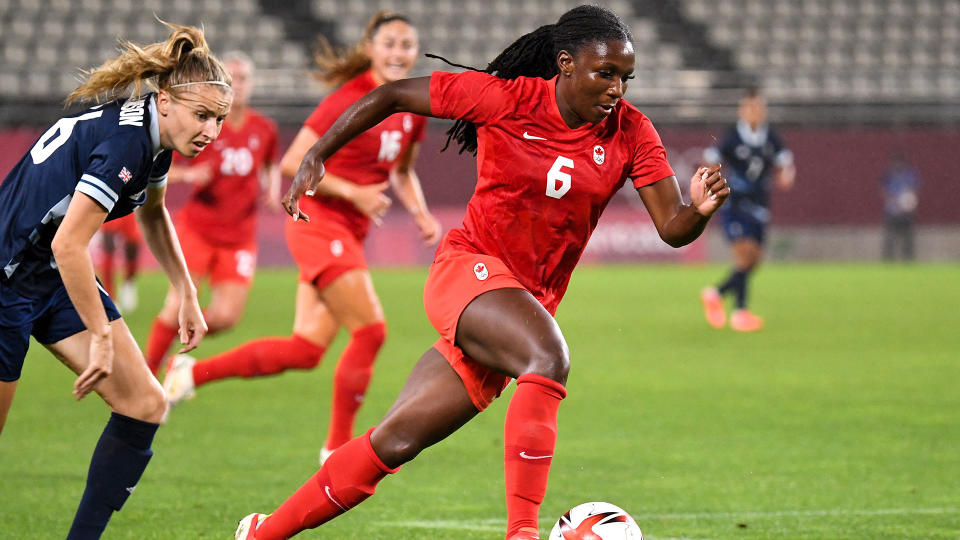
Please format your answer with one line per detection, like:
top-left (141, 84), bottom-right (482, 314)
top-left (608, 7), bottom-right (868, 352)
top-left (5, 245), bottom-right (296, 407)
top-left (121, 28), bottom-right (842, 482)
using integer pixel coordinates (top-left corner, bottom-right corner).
top-left (118, 98), bottom-right (146, 127)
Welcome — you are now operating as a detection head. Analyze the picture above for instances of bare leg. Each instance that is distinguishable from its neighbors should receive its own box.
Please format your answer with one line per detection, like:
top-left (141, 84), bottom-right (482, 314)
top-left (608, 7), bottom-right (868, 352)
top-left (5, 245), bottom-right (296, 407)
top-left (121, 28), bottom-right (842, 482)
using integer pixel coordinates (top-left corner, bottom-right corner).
top-left (204, 281), bottom-right (251, 335)
top-left (0, 380), bottom-right (17, 437)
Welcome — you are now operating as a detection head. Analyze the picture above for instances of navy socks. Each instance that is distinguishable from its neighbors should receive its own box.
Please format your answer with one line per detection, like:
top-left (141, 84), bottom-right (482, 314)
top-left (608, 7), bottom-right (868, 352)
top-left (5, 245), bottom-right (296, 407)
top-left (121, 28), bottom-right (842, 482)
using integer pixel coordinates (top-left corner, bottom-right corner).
top-left (67, 412), bottom-right (158, 539)
top-left (718, 269), bottom-right (749, 309)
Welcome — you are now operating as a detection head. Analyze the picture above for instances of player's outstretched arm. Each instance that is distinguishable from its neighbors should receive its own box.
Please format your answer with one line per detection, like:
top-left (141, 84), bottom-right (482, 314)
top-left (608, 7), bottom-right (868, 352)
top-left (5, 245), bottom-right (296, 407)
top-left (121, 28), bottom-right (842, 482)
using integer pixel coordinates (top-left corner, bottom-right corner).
top-left (135, 185), bottom-right (207, 351)
top-left (637, 164), bottom-right (729, 247)
top-left (282, 77), bottom-right (433, 221)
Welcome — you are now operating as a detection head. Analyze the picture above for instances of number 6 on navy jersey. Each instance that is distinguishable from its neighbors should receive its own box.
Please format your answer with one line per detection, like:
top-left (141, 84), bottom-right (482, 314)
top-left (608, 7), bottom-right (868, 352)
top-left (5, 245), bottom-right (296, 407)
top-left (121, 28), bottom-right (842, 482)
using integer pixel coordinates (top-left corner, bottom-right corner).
top-left (546, 156), bottom-right (573, 199)
top-left (30, 110), bottom-right (104, 164)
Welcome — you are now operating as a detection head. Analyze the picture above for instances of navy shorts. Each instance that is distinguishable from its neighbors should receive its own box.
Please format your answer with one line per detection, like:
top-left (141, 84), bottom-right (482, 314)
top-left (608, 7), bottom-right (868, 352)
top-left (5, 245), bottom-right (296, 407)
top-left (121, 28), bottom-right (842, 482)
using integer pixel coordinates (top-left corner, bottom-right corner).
top-left (0, 281), bottom-right (121, 382)
top-left (722, 208), bottom-right (767, 244)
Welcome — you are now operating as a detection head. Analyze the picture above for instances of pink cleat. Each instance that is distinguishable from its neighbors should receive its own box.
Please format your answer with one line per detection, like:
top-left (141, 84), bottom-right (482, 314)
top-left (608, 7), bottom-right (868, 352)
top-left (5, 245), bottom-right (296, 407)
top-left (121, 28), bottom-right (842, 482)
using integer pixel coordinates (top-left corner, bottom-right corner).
top-left (700, 287), bottom-right (726, 329)
top-left (730, 309), bottom-right (764, 332)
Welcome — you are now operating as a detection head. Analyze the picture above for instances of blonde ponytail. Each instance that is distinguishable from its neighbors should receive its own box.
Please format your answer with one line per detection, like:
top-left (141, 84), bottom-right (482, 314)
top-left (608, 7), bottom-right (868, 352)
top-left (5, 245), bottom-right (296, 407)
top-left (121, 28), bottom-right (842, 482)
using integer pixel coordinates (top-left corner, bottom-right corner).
top-left (313, 10), bottom-right (412, 88)
top-left (66, 20), bottom-right (230, 105)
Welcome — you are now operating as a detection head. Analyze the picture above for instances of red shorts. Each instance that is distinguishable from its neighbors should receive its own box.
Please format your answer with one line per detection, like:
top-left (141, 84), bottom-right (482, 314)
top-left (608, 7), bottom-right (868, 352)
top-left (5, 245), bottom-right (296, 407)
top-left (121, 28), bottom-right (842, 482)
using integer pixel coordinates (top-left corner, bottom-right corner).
top-left (100, 214), bottom-right (142, 243)
top-left (423, 250), bottom-right (526, 411)
top-left (285, 218), bottom-right (367, 289)
top-left (177, 220), bottom-right (257, 285)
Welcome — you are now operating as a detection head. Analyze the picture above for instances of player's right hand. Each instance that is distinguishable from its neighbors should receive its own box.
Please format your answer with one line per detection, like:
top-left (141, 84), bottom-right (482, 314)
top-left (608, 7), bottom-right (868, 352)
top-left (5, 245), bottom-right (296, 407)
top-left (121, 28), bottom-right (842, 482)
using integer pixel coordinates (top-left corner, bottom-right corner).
top-left (351, 182), bottom-right (392, 226)
top-left (283, 157), bottom-right (326, 222)
top-left (73, 327), bottom-right (114, 400)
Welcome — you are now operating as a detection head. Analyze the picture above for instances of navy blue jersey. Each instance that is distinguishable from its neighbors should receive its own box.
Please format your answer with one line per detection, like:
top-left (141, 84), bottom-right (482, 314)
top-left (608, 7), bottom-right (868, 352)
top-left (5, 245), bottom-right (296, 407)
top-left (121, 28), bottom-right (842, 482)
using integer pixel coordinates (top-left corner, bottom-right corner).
top-left (0, 94), bottom-right (171, 297)
top-left (704, 121), bottom-right (792, 223)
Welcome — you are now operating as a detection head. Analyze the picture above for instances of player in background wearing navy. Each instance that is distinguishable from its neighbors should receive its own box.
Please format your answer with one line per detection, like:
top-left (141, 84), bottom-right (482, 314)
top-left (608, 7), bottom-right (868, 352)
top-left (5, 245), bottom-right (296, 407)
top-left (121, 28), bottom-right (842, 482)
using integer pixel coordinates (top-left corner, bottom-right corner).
top-left (143, 51), bottom-right (281, 375)
top-left (879, 153), bottom-right (920, 261)
top-left (0, 23), bottom-right (227, 538)
top-left (163, 12), bottom-right (440, 464)
top-left (700, 87), bottom-right (795, 332)
top-left (236, 6), bottom-right (728, 540)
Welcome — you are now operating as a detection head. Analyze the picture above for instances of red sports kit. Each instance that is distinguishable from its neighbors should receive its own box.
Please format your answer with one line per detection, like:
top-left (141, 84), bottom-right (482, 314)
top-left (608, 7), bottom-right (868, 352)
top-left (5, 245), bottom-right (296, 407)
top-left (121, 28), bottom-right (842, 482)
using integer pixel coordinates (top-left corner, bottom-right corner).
top-left (426, 70), bottom-right (675, 408)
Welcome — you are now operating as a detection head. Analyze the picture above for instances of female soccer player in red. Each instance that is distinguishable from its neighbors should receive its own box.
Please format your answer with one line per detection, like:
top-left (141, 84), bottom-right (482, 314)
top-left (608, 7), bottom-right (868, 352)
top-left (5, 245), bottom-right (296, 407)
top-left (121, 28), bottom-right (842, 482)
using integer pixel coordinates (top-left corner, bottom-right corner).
top-left (0, 22), bottom-right (224, 538)
top-left (144, 52), bottom-right (281, 374)
top-left (163, 11), bottom-right (440, 462)
top-left (235, 5), bottom-right (729, 540)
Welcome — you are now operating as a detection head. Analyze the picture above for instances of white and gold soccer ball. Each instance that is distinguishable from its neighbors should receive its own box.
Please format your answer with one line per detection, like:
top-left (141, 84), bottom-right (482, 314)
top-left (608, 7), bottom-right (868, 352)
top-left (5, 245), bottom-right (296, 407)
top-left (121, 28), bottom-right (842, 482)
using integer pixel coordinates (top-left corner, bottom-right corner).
top-left (548, 501), bottom-right (643, 540)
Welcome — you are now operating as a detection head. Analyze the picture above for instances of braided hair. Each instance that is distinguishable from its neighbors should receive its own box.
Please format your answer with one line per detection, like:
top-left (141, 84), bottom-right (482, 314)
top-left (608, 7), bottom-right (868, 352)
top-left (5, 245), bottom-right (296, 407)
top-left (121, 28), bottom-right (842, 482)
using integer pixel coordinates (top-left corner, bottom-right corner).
top-left (434, 5), bottom-right (633, 155)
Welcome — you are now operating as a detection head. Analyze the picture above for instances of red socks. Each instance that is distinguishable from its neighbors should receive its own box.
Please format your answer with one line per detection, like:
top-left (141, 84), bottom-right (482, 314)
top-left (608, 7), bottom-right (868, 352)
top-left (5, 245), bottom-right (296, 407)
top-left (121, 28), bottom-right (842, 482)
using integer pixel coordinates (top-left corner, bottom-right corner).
top-left (504, 373), bottom-right (567, 539)
top-left (145, 318), bottom-right (178, 375)
top-left (325, 322), bottom-right (386, 450)
top-left (256, 428), bottom-right (399, 539)
top-left (192, 335), bottom-right (325, 387)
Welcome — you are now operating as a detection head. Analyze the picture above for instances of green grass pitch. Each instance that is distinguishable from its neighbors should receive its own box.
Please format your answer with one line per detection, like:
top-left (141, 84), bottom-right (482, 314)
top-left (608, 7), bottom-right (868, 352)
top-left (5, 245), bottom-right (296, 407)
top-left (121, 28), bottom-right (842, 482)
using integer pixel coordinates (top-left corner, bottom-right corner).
top-left (2, 263), bottom-right (958, 539)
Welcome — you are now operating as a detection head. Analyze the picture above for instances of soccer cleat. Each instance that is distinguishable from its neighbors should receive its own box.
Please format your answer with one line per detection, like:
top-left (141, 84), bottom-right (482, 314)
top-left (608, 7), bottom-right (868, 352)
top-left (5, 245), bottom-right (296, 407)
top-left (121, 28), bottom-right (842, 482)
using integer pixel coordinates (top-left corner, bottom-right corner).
top-left (235, 513), bottom-right (269, 540)
top-left (700, 287), bottom-right (726, 329)
top-left (163, 354), bottom-right (196, 407)
top-left (730, 309), bottom-right (764, 332)
top-left (319, 445), bottom-right (334, 466)
top-left (117, 280), bottom-right (138, 312)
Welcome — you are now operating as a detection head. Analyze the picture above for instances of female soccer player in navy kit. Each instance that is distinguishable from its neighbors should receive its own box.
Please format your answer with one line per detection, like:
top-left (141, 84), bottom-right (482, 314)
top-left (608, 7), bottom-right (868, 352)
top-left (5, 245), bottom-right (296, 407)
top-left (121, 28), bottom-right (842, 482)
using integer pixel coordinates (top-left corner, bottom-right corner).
top-left (699, 87), bottom-right (795, 332)
top-left (236, 6), bottom-right (728, 540)
top-left (0, 23), bottom-right (229, 538)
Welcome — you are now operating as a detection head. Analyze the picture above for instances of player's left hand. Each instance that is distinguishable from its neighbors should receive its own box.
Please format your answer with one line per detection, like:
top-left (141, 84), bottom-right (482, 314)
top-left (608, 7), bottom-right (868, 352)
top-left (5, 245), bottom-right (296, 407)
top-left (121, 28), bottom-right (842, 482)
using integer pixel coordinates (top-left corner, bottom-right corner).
top-left (177, 296), bottom-right (207, 353)
top-left (414, 211), bottom-right (442, 245)
top-left (690, 164), bottom-right (729, 216)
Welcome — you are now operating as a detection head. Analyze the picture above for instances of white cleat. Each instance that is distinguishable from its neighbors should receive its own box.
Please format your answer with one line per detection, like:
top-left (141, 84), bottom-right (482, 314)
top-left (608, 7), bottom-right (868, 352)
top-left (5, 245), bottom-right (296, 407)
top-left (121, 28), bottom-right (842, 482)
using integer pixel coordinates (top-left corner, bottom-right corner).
top-left (163, 354), bottom-right (196, 408)
top-left (319, 445), bottom-right (334, 466)
top-left (235, 513), bottom-right (268, 540)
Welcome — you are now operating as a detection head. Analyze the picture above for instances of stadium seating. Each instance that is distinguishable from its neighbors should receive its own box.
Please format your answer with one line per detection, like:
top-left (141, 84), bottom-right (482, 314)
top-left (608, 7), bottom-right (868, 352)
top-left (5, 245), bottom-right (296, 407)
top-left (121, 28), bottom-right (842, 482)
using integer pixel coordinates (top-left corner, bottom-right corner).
top-left (0, 0), bottom-right (956, 125)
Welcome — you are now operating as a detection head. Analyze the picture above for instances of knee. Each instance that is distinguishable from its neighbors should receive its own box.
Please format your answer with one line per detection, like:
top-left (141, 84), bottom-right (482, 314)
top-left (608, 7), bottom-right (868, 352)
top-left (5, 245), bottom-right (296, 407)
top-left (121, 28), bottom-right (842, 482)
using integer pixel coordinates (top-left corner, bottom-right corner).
top-left (205, 314), bottom-right (239, 336)
top-left (113, 383), bottom-right (167, 424)
top-left (520, 338), bottom-right (570, 385)
top-left (370, 423), bottom-right (423, 468)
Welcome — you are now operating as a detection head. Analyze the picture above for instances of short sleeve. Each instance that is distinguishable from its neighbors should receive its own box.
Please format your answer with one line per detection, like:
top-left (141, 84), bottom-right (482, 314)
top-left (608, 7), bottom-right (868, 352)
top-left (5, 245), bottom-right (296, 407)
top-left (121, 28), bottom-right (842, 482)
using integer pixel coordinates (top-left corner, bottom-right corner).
top-left (77, 136), bottom-right (149, 212)
top-left (429, 70), bottom-right (515, 125)
top-left (149, 150), bottom-right (172, 188)
top-left (769, 130), bottom-right (793, 166)
top-left (629, 117), bottom-right (675, 189)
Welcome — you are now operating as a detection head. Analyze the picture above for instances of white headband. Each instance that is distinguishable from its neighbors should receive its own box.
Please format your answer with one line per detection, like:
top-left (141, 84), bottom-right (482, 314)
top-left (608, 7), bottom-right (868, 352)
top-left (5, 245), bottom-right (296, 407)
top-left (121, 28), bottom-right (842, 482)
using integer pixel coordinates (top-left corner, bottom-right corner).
top-left (169, 81), bottom-right (230, 88)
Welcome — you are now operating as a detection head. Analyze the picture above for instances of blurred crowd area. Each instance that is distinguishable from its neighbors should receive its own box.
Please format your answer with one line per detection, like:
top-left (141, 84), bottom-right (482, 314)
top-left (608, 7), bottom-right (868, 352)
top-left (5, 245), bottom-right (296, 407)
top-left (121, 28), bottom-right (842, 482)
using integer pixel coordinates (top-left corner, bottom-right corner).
top-left (1, 0), bottom-right (958, 262)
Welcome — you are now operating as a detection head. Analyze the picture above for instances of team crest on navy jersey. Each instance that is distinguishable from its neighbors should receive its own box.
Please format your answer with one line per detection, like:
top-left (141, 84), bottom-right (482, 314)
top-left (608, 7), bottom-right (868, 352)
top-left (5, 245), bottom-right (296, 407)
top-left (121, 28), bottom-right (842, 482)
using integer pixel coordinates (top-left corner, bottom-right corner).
top-left (593, 145), bottom-right (605, 165)
top-left (118, 167), bottom-right (133, 183)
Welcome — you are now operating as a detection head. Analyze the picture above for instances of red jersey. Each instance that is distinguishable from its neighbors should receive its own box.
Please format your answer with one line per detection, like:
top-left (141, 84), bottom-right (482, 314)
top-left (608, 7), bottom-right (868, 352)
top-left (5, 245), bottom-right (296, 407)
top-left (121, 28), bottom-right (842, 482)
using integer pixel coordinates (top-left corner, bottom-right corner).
top-left (302, 70), bottom-right (427, 240)
top-left (177, 108), bottom-right (278, 246)
top-left (429, 70), bottom-right (675, 313)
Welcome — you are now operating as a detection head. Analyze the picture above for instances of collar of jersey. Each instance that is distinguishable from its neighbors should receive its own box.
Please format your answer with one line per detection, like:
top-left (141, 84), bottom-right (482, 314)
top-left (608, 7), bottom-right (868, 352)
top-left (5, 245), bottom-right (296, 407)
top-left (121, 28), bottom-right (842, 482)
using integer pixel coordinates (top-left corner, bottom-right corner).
top-left (148, 94), bottom-right (162, 158)
top-left (736, 119), bottom-right (768, 147)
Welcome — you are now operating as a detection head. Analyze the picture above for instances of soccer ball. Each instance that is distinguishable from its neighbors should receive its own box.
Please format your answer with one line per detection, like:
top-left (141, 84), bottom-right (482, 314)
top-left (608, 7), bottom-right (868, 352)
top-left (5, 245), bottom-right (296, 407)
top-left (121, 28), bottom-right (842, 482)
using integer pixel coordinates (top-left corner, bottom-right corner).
top-left (548, 501), bottom-right (643, 540)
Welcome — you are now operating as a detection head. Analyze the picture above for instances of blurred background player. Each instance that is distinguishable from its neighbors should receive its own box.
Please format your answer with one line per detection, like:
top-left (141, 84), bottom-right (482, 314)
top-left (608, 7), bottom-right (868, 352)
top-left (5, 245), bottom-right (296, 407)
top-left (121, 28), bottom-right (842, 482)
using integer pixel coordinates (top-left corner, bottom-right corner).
top-left (880, 152), bottom-right (920, 261)
top-left (96, 213), bottom-right (143, 312)
top-left (700, 87), bottom-right (795, 332)
top-left (163, 11), bottom-right (441, 463)
top-left (0, 22), bottom-right (221, 538)
top-left (143, 51), bottom-right (281, 375)
top-left (236, 5), bottom-right (729, 540)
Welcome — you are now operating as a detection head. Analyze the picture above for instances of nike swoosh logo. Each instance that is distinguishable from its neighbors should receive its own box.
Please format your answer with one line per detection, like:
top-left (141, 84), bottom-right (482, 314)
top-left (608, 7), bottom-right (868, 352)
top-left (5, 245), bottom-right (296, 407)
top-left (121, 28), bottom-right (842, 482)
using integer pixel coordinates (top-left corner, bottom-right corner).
top-left (325, 486), bottom-right (348, 511)
top-left (519, 451), bottom-right (553, 460)
top-left (523, 132), bottom-right (547, 141)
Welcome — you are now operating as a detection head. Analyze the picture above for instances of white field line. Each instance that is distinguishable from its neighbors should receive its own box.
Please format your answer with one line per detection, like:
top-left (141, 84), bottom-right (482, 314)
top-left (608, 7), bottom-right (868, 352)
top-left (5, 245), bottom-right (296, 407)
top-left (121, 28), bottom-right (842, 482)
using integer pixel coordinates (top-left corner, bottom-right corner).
top-left (379, 507), bottom-right (959, 534)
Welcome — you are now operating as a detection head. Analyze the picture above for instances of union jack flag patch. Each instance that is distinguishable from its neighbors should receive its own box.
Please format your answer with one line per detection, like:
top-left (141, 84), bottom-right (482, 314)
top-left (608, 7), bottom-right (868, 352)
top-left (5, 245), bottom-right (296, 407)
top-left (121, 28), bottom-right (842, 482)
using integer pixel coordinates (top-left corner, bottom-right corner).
top-left (118, 167), bottom-right (132, 183)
